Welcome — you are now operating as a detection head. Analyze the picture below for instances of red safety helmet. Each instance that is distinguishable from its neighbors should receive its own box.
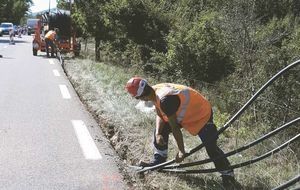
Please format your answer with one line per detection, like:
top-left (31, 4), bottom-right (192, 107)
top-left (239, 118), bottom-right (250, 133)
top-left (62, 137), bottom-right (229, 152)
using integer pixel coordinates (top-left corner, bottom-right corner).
top-left (125, 77), bottom-right (148, 97)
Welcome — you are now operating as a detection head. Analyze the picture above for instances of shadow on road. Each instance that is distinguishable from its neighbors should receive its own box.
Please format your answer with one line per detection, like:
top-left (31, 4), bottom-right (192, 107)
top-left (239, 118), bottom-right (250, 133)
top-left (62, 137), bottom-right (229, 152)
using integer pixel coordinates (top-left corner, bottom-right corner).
top-left (0, 38), bottom-right (28, 44)
top-left (0, 56), bottom-right (15, 59)
top-left (0, 54), bottom-right (58, 60)
top-left (35, 54), bottom-right (59, 60)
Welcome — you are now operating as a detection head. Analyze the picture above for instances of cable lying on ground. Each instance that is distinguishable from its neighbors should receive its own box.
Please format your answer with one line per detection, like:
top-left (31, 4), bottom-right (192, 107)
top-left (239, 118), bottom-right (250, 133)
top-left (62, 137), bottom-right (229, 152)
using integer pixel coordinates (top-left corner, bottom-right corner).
top-left (271, 174), bottom-right (300, 190)
top-left (164, 117), bottom-right (300, 169)
top-left (160, 134), bottom-right (300, 174)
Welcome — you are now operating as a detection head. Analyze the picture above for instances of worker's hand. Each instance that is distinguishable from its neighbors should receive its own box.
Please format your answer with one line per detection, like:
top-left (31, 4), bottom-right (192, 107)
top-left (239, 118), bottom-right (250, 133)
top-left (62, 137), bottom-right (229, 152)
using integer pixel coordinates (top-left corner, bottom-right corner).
top-left (156, 134), bottom-right (166, 146)
top-left (175, 151), bottom-right (185, 163)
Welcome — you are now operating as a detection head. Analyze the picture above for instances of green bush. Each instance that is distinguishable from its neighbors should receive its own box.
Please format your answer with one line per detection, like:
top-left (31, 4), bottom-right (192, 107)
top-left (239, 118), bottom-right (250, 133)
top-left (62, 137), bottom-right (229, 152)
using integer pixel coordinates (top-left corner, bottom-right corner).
top-left (48, 13), bottom-right (71, 37)
top-left (161, 11), bottom-right (234, 83)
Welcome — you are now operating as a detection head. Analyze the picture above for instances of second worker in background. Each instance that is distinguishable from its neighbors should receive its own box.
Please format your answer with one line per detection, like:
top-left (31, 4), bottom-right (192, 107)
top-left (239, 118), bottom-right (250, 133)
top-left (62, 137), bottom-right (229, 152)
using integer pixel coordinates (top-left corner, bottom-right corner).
top-left (45, 28), bottom-right (59, 58)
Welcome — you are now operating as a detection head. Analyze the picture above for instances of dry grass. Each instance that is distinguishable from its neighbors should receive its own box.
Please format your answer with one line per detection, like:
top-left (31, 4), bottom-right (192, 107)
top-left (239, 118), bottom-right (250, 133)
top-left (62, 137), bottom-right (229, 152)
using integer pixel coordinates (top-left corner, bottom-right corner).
top-left (63, 58), bottom-right (299, 190)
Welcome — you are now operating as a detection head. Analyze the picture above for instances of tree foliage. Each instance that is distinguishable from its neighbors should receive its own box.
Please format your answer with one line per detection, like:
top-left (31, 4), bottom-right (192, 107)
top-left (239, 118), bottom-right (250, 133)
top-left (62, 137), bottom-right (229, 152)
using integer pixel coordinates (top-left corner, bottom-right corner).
top-left (48, 13), bottom-right (71, 37)
top-left (73, 0), bottom-right (300, 127)
top-left (0, 0), bottom-right (32, 24)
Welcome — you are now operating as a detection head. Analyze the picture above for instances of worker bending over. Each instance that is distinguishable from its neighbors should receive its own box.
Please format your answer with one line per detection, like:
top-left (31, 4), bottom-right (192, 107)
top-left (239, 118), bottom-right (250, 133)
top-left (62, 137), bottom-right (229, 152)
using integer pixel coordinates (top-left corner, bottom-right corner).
top-left (126, 77), bottom-right (239, 189)
top-left (45, 28), bottom-right (59, 58)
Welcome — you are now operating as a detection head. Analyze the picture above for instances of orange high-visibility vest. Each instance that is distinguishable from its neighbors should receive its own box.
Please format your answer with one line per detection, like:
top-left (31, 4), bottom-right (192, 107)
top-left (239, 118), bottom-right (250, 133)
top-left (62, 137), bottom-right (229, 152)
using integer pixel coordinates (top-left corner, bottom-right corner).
top-left (45, 30), bottom-right (56, 40)
top-left (153, 83), bottom-right (212, 136)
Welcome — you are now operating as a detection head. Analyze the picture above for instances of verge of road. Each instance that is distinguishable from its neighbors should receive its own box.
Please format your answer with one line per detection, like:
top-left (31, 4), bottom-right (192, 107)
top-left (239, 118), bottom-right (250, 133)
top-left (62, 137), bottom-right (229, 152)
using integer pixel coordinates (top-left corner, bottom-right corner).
top-left (57, 57), bottom-right (231, 190)
top-left (55, 55), bottom-right (300, 190)
top-left (58, 56), bottom-right (133, 189)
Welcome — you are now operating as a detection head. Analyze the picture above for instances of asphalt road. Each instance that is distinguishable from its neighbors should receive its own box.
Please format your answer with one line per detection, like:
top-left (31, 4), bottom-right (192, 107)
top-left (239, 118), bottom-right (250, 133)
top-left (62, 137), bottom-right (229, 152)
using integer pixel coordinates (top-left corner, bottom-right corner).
top-left (0, 35), bottom-right (125, 190)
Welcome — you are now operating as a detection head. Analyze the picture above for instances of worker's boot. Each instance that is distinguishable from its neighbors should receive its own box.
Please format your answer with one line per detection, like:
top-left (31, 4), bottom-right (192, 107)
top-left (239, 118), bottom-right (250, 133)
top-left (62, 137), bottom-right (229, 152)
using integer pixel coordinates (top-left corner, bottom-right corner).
top-left (222, 175), bottom-right (241, 190)
top-left (139, 153), bottom-right (167, 167)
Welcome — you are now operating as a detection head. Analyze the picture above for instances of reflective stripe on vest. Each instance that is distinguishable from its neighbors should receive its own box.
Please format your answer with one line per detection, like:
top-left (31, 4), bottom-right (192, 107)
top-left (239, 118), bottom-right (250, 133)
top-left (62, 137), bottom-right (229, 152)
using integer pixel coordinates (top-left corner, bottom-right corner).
top-left (153, 83), bottom-right (212, 136)
top-left (177, 89), bottom-right (189, 123)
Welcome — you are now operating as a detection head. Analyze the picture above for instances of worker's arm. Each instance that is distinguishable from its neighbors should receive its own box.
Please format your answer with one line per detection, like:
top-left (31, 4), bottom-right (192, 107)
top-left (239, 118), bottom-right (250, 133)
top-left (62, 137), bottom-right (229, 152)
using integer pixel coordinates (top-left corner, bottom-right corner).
top-left (168, 114), bottom-right (185, 163)
top-left (155, 115), bottom-right (167, 146)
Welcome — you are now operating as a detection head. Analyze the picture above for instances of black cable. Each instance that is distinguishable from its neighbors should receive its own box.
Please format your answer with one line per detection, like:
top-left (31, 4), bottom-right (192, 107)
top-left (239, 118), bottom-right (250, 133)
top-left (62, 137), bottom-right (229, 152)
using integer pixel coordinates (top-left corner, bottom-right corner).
top-left (218, 60), bottom-right (300, 134)
top-left (136, 60), bottom-right (300, 173)
top-left (272, 174), bottom-right (300, 190)
top-left (161, 134), bottom-right (300, 174)
top-left (164, 117), bottom-right (300, 169)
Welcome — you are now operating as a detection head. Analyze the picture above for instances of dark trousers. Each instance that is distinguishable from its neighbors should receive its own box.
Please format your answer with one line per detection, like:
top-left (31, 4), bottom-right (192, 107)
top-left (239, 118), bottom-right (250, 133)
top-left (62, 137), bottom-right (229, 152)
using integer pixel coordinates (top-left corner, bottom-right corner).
top-left (45, 38), bottom-right (55, 57)
top-left (153, 111), bottom-right (233, 176)
top-left (198, 113), bottom-right (233, 175)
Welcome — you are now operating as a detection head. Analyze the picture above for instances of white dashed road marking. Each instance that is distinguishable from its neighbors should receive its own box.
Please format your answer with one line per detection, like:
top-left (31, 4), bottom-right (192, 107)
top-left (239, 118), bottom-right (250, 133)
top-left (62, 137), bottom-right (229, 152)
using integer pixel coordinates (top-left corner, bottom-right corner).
top-left (72, 120), bottom-right (102, 160)
top-left (59, 85), bottom-right (71, 99)
top-left (53, 69), bottom-right (60, 76)
top-left (49, 60), bottom-right (55, 65)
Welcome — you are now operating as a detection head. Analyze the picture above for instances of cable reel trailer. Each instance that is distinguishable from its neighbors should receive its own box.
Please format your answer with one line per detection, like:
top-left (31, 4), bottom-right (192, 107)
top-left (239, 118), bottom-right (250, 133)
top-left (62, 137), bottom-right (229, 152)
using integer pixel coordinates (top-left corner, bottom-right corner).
top-left (32, 10), bottom-right (81, 56)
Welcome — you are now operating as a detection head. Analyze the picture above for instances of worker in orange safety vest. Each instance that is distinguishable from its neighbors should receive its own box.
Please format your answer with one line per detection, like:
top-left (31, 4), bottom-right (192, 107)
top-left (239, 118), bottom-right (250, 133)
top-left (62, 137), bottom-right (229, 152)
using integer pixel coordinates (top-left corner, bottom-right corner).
top-left (125, 77), bottom-right (239, 189)
top-left (45, 28), bottom-right (59, 58)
